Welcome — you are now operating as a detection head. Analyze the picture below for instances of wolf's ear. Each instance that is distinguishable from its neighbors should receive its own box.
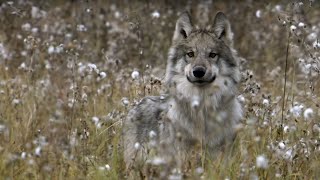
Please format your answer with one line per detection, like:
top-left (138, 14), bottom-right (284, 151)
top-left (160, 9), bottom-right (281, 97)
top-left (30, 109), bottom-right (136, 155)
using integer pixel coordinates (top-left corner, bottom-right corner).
top-left (173, 12), bottom-right (193, 42)
top-left (213, 12), bottom-right (233, 46)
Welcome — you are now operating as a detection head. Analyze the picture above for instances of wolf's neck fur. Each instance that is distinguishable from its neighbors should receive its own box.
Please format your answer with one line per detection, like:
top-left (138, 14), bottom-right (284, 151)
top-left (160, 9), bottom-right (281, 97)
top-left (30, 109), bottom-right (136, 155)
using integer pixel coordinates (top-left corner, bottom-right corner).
top-left (167, 86), bottom-right (236, 142)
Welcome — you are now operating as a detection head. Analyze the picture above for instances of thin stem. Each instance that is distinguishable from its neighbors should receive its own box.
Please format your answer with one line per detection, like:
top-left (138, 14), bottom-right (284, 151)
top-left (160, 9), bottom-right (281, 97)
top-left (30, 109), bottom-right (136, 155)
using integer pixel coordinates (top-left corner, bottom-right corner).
top-left (281, 29), bottom-right (291, 140)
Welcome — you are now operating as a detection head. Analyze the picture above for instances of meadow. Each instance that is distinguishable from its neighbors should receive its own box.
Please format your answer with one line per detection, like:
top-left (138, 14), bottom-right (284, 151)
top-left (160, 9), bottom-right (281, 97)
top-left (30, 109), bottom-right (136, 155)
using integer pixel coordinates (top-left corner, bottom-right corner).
top-left (0, 0), bottom-right (319, 179)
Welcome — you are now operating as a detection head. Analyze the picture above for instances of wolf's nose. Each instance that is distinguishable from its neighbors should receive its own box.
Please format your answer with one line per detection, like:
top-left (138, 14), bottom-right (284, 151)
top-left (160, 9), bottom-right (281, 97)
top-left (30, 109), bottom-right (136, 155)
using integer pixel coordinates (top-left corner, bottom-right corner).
top-left (193, 66), bottom-right (206, 78)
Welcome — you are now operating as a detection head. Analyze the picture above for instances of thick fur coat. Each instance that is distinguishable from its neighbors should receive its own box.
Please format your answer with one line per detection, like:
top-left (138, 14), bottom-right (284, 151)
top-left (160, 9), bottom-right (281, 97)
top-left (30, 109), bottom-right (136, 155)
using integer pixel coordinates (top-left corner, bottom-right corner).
top-left (123, 12), bottom-right (242, 168)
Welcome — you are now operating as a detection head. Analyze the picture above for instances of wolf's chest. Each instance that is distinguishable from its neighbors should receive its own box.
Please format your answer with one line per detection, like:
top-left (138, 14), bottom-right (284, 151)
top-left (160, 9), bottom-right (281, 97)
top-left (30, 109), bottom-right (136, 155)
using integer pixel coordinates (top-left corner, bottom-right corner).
top-left (165, 99), bottom-right (231, 147)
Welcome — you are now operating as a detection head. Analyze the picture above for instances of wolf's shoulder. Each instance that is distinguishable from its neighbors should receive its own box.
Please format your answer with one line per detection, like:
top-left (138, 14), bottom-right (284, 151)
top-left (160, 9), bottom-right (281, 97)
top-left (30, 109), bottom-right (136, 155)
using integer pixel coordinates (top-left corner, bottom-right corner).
top-left (127, 95), bottom-right (170, 124)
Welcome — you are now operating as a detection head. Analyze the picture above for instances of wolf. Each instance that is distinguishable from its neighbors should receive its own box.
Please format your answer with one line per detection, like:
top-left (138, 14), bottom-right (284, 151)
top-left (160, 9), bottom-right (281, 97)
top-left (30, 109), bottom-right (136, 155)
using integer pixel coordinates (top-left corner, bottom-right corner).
top-left (123, 11), bottom-right (242, 169)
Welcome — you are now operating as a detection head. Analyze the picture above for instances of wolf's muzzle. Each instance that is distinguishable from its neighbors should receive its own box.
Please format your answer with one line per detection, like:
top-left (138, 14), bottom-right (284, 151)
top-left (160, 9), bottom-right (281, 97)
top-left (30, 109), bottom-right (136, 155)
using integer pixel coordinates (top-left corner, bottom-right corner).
top-left (187, 69), bottom-right (216, 86)
top-left (193, 66), bottom-right (206, 78)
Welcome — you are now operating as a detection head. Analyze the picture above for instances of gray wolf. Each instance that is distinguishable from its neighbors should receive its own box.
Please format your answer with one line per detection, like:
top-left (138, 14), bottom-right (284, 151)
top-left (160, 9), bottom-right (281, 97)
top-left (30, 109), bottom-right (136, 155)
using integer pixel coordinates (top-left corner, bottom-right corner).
top-left (123, 11), bottom-right (242, 169)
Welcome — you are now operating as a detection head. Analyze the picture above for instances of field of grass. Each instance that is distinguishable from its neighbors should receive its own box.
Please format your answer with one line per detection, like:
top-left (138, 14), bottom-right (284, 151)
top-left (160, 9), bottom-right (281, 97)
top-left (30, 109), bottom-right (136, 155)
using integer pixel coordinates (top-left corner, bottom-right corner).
top-left (0, 0), bottom-right (319, 179)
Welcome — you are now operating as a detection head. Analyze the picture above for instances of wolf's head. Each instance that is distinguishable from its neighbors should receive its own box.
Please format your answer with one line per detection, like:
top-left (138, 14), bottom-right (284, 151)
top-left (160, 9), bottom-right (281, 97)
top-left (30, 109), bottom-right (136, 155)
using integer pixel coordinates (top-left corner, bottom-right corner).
top-left (165, 12), bottom-right (241, 101)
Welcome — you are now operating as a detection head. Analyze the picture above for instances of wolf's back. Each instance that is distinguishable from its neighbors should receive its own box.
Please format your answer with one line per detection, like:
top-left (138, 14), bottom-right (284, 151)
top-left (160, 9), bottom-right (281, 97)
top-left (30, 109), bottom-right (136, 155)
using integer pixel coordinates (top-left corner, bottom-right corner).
top-left (123, 95), bottom-right (169, 165)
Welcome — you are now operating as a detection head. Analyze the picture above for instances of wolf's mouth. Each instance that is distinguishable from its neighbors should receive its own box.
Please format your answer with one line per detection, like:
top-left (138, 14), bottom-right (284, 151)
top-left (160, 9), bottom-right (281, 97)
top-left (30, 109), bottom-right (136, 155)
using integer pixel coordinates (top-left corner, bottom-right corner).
top-left (187, 75), bottom-right (216, 86)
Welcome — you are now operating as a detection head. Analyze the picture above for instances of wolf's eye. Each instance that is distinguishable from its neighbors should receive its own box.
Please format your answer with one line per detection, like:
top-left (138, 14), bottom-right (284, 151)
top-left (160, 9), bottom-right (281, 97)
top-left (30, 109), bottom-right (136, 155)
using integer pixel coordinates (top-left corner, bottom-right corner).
top-left (187, 51), bottom-right (194, 58)
top-left (209, 52), bottom-right (217, 58)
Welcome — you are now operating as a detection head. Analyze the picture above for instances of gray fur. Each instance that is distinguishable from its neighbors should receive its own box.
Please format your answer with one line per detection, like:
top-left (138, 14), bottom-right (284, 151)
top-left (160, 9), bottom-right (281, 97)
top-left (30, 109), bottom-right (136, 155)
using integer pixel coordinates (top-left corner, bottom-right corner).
top-left (123, 12), bottom-right (242, 168)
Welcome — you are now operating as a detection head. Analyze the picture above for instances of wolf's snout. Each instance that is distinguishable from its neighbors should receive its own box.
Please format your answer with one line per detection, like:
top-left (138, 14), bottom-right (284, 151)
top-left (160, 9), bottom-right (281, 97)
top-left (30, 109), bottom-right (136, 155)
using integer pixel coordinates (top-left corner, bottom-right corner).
top-left (193, 66), bottom-right (206, 78)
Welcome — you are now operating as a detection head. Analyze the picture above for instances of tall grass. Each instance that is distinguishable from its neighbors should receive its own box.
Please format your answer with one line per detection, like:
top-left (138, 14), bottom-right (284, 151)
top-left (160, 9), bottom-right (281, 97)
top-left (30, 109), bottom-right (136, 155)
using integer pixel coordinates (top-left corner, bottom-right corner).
top-left (0, 1), bottom-right (319, 179)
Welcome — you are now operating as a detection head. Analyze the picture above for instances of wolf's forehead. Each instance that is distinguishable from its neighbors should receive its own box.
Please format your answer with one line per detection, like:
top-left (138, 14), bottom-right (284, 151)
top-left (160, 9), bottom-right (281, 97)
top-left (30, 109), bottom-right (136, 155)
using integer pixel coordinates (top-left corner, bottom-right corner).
top-left (187, 32), bottom-right (218, 49)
